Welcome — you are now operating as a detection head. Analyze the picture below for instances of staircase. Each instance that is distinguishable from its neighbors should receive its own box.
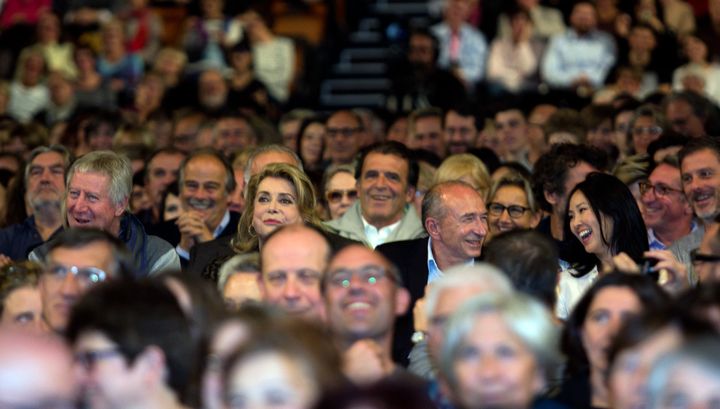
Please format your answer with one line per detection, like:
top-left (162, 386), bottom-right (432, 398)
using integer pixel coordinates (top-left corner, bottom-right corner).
top-left (318, 0), bottom-right (433, 110)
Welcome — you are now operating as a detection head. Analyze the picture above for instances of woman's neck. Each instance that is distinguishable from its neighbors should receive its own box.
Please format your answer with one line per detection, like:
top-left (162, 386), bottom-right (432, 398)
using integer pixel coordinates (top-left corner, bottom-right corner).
top-left (590, 368), bottom-right (610, 408)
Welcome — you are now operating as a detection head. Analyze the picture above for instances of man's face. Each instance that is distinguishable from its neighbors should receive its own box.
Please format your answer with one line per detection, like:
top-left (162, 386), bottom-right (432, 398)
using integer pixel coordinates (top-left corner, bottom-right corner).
top-left (430, 185), bottom-right (488, 262)
top-left (666, 100), bottom-right (706, 138)
top-left (570, 3), bottom-right (597, 34)
top-left (279, 119), bottom-right (302, 151)
top-left (173, 116), bottom-right (202, 152)
top-left (198, 71), bottom-right (228, 110)
top-left (359, 153), bottom-right (413, 228)
top-left (408, 34), bottom-right (435, 68)
top-left (681, 149), bottom-right (720, 222)
top-left (66, 172), bottom-right (126, 232)
top-left (214, 117), bottom-right (255, 156)
top-left (642, 164), bottom-right (691, 230)
top-left (145, 152), bottom-right (184, 207)
top-left (427, 285), bottom-right (485, 365)
top-left (26, 151), bottom-right (65, 209)
top-left (444, 111), bottom-right (477, 155)
top-left (410, 115), bottom-right (444, 153)
top-left (495, 110), bottom-right (528, 156)
top-left (261, 228), bottom-right (328, 321)
top-left (324, 246), bottom-right (409, 343)
top-left (550, 161), bottom-right (598, 217)
top-left (74, 330), bottom-right (144, 409)
top-left (40, 241), bottom-right (114, 332)
top-left (326, 112), bottom-right (361, 164)
top-left (180, 155), bottom-right (229, 230)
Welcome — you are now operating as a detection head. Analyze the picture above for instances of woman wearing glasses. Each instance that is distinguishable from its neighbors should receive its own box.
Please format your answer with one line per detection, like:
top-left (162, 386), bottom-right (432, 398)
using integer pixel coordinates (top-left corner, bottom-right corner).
top-left (322, 165), bottom-right (358, 221)
top-left (485, 173), bottom-right (541, 241)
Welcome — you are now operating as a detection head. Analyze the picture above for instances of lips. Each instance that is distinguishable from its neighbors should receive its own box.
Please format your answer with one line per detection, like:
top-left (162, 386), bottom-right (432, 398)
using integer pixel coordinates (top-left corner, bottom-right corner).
top-left (692, 191), bottom-right (714, 208)
top-left (263, 218), bottom-right (282, 225)
top-left (576, 227), bottom-right (593, 245)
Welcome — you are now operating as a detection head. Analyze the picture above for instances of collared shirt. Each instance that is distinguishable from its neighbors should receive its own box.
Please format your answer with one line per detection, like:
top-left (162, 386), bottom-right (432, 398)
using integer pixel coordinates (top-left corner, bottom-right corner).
top-left (648, 221), bottom-right (698, 251)
top-left (176, 210), bottom-right (231, 260)
top-left (431, 22), bottom-right (488, 85)
top-left (541, 29), bottom-right (616, 88)
top-left (426, 237), bottom-right (475, 284)
top-left (362, 216), bottom-right (401, 249)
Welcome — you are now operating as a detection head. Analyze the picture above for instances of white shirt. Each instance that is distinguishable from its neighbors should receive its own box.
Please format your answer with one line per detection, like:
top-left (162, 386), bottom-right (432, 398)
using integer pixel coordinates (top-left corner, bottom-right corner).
top-left (175, 210), bottom-right (231, 260)
top-left (362, 216), bottom-right (401, 249)
top-left (426, 237), bottom-right (474, 284)
top-left (555, 265), bottom-right (599, 320)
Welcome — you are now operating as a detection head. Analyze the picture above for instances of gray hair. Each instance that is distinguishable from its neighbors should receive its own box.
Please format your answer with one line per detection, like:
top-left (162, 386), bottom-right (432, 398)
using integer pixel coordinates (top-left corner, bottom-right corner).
top-left (24, 145), bottom-right (72, 189)
top-left (67, 151), bottom-right (132, 207)
top-left (424, 262), bottom-right (513, 318)
top-left (243, 144), bottom-right (303, 186)
top-left (217, 252), bottom-right (260, 292)
top-left (440, 293), bottom-right (561, 395)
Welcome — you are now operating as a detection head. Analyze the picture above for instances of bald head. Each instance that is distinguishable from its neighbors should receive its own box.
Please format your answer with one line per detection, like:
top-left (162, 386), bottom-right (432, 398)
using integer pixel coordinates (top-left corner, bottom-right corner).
top-left (0, 330), bottom-right (77, 406)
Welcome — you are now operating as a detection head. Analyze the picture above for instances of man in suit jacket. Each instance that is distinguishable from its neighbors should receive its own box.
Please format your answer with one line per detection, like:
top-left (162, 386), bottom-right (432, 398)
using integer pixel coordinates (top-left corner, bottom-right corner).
top-left (376, 181), bottom-right (488, 365)
top-left (150, 149), bottom-right (239, 265)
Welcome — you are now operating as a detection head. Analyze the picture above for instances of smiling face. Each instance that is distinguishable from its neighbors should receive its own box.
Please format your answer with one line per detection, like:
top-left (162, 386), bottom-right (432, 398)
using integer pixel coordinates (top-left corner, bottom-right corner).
top-left (681, 148), bottom-right (720, 223)
top-left (325, 171), bottom-right (357, 220)
top-left (568, 191), bottom-right (614, 260)
top-left (488, 185), bottom-right (538, 236)
top-left (251, 177), bottom-right (301, 240)
top-left (582, 286), bottom-right (642, 373)
top-left (66, 172), bottom-right (126, 233)
top-left (180, 155), bottom-right (229, 230)
top-left (642, 164), bottom-right (691, 231)
top-left (429, 185), bottom-right (488, 265)
top-left (452, 312), bottom-right (543, 409)
top-left (358, 152), bottom-right (413, 229)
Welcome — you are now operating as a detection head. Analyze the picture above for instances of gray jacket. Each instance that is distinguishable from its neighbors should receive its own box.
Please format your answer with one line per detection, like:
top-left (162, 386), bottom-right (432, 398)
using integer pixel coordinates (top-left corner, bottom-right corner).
top-left (324, 202), bottom-right (426, 248)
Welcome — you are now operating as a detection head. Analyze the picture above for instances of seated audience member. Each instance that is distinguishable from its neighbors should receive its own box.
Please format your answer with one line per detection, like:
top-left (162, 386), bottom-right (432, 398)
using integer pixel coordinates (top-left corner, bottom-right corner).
top-left (431, 0), bottom-right (488, 89)
top-left (66, 279), bottom-right (196, 409)
top-left (135, 147), bottom-right (186, 227)
top-left (325, 142), bottom-right (425, 249)
top-left (151, 149), bottom-right (239, 264)
top-left (0, 145), bottom-right (70, 261)
top-left (433, 154), bottom-right (491, 199)
top-left (0, 261), bottom-right (42, 330)
top-left (377, 181), bottom-right (488, 365)
top-left (443, 105), bottom-right (480, 156)
top-left (485, 175), bottom-right (541, 240)
top-left (323, 165), bottom-right (358, 221)
top-left (663, 91), bottom-right (720, 138)
top-left (407, 107), bottom-right (445, 155)
top-left (440, 293), bottom-right (561, 409)
top-left (672, 35), bottom-right (720, 106)
top-left (628, 104), bottom-right (667, 155)
top-left (494, 106), bottom-right (532, 168)
top-left (487, 7), bottom-right (541, 95)
top-left (646, 337), bottom-right (720, 409)
top-left (581, 104), bottom-right (617, 159)
top-left (260, 224), bottom-right (331, 322)
top-left (8, 48), bottom-right (48, 123)
top-left (217, 252), bottom-right (261, 309)
top-left (325, 110), bottom-right (366, 166)
top-left (558, 273), bottom-right (668, 409)
top-left (640, 157), bottom-right (694, 251)
top-left (541, 2), bottom-right (616, 91)
top-left (408, 264), bottom-right (513, 384)
top-left (296, 116), bottom-right (326, 176)
top-left (212, 111), bottom-right (257, 159)
top-left (30, 150), bottom-right (180, 275)
top-left (37, 228), bottom-right (134, 334)
top-left (322, 245), bottom-right (415, 384)
top-left (0, 329), bottom-right (78, 408)
top-left (222, 319), bottom-right (345, 409)
top-left (483, 229), bottom-right (559, 310)
top-left (495, 0), bottom-right (565, 41)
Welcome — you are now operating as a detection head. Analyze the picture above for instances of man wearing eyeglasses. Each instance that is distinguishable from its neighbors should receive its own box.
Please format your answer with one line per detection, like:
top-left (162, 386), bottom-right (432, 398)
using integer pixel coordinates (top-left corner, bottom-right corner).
top-left (641, 157), bottom-right (694, 250)
top-left (322, 244), bottom-right (411, 383)
top-left (38, 228), bottom-right (134, 334)
top-left (66, 279), bottom-right (194, 409)
top-left (663, 91), bottom-right (713, 139)
top-left (377, 181), bottom-right (487, 365)
top-left (325, 110), bottom-right (365, 166)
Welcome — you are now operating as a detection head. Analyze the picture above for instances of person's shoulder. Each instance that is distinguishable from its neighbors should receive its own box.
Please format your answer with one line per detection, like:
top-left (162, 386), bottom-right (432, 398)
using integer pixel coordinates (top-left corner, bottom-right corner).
top-left (377, 237), bottom-right (428, 253)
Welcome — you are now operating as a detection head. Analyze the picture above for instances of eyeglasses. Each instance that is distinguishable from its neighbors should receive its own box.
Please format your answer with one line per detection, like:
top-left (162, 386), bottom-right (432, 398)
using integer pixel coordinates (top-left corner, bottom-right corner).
top-left (638, 182), bottom-right (683, 197)
top-left (326, 189), bottom-right (358, 203)
top-left (488, 203), bottom-right (531, 219)
top-left (326, 127), bottom-right (361, 138)
top-left (74, 348), bottom-right (122, 370)
top-left (690, 249), bottom-right (720, 266)
top-left (45, 264), bottom-right (107, 288)
top-left (632, 126), bottom-right (663, 136)
top-left (327, 265), bottom-right (397, 288)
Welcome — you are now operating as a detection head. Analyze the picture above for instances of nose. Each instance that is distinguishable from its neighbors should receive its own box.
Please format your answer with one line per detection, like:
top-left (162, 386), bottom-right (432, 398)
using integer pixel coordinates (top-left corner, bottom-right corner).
top-left (282, 276), bottom-right (300, 301)
top-left (498, 209), bottom-right (512, 223)
top-left (60, 272), bottom-right (81, 296)
top-left (479, 354), bottom-right (502, 381)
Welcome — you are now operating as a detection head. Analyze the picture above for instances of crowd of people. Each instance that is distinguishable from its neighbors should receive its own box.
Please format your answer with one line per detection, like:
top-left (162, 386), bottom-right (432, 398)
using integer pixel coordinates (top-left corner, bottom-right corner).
top-left (0, 0), bottom-right (720, 408)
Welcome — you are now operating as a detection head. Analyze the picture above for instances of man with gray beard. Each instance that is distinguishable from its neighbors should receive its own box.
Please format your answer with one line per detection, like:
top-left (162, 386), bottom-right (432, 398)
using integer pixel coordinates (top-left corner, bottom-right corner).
top-left (152, 149), bottom-right (240, 264)
top-left (0, 145), bottom-right (70, 262)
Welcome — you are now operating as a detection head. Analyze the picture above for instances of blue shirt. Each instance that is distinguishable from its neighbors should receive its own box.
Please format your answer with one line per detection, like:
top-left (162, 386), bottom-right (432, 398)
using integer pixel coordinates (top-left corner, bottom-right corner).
top-left (0, 216), bottom-right (60, 261)
top-left (431, 22), bottom-right (488, 86)
top-left (541, 29), bottom-right (616, 88)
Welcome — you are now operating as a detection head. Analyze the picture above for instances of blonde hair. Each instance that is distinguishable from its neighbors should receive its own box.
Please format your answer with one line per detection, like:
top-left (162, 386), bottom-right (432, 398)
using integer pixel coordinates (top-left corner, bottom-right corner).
top-left (233, 163), bottom-right (322, 253)
top-left (434, 154), bottom-right (491, 199)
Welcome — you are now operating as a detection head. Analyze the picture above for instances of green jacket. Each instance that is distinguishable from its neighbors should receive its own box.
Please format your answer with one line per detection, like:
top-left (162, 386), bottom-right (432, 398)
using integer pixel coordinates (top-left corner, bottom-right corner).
top-left (324, 202), bottom-right (426, 248)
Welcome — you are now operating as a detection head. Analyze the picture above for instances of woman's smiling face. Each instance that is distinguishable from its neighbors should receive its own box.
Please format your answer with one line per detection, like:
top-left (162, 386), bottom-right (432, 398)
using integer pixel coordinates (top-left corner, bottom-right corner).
top-left (568, 191), bottom-right (614, 259)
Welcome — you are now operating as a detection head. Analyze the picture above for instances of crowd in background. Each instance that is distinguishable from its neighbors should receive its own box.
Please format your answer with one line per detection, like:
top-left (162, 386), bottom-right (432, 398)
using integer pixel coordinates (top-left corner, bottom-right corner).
top-left (0, 1), bottom-right (720, 409)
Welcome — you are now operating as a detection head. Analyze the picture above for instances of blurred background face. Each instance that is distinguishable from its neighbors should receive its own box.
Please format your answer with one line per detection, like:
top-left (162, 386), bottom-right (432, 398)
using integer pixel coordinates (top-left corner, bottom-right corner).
top-left (325, 172), bottom-right (357, 220)
top-left (225, 351), bottom-right (318, 409)
top-left (654, 360), bottom-right (720, 409)
top-left (451, 312), bottom-right (542, 409)
top-left (163, 192), bottom-right (182, 221)
top-left (1, 285), bottom-right (42, 331)
top-left (300, 123), bottom-right (325, 166)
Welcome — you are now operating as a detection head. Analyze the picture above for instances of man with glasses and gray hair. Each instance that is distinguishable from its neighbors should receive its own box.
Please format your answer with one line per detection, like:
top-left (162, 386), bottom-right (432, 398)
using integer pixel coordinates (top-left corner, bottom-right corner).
top-left (38, 228), bottom-right (134, 333)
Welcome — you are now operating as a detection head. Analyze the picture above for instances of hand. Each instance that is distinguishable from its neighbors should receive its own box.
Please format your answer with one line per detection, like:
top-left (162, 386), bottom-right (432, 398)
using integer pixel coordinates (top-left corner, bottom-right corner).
top-left (413, 284), bottom-right (431, 333)
top-left (611, 252), bottom-right (640, 274)
top-left (176, 212), bottom-right (213, 251)
top-left (343, 340), bottom-right (393, 384)
top-left (643, 250), bottom-right (689, 295)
